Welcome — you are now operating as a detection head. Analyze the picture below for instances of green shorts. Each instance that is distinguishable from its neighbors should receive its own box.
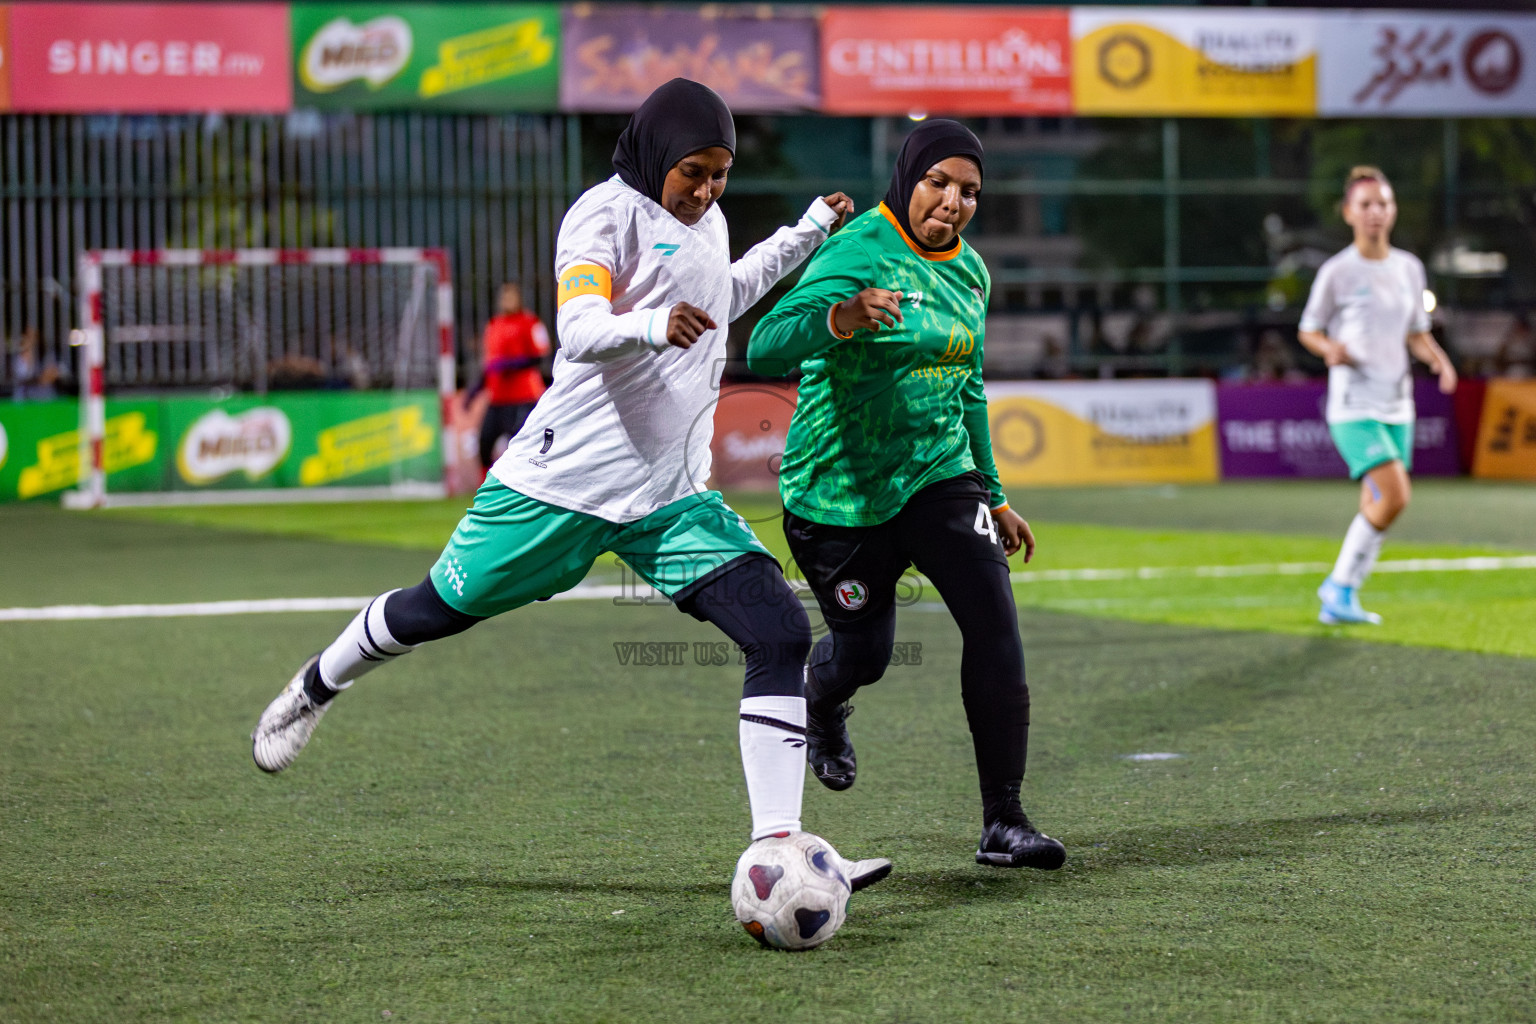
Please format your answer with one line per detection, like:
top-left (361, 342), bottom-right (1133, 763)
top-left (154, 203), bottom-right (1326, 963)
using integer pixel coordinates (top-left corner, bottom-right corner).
top-left (428, 479), bottom-right (773, 618)
top-left (1329, 419), bottom-right (1414, 479)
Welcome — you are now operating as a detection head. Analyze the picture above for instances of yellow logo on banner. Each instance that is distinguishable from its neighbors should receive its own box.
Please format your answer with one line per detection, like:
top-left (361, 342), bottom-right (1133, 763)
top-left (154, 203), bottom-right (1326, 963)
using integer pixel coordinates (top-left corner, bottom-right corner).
top-left (299, 406), bottom-right (435, 486)
top-left (18, 413), bottom-right (159, 499)
top-left (1472, 380), bottom-right (1536, 480)
top-left (987, 394), bottom-right (1219, 486)
top-left (1073, 20), bottom-right (1317, 116)
top-left (419, 18), bottom-right (554, 99)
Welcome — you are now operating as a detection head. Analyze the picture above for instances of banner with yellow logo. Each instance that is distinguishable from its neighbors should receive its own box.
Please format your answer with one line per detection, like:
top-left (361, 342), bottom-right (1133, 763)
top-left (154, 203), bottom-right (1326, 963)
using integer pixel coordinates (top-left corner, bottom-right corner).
top-left (1071, 8), bottom-right (1317, 116)
top-left (986, 380), bottom-right (1219, 486)
top-left (1471, 380), bottom-right (1536, 480)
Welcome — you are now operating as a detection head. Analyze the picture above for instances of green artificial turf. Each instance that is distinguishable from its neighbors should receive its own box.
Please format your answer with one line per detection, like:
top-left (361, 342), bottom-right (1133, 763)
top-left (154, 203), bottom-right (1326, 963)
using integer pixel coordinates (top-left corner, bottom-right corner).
top-left (1, 533), bottom-right (1533, 1021)
top-left (82, 479), bottom-right (1536, 659)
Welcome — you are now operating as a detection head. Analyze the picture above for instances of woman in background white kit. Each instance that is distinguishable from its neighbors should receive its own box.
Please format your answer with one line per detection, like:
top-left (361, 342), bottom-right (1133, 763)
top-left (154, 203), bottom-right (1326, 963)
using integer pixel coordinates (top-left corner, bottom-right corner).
top-left (1298, 165), bottom-right (1457, 625)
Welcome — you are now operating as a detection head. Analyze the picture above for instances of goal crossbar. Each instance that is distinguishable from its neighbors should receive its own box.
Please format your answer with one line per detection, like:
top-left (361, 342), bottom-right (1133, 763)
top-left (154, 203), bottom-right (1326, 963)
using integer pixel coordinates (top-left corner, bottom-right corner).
top-left (67, 247), bottom-right (455, 508)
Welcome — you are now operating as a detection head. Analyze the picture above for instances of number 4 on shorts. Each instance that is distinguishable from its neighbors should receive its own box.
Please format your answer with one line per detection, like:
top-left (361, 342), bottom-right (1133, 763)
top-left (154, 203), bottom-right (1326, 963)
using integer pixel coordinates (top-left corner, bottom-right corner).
top-left (972, 502), bottom-right (998, 545)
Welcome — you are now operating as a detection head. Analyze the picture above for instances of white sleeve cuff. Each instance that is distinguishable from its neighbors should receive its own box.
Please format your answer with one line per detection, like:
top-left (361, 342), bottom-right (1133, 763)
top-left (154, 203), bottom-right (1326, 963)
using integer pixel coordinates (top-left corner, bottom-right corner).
top-left (643, 308), bottom-right (671, 351)
top-left (804, 198), bottom-right (837, 234)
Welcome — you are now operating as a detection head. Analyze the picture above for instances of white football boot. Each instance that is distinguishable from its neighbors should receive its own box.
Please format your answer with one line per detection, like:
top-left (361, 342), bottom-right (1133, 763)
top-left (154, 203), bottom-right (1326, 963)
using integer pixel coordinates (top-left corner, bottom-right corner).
top-left (252, 655), bottom-right (329, 773)
top-left (837, 852), bottom-right (893, 892)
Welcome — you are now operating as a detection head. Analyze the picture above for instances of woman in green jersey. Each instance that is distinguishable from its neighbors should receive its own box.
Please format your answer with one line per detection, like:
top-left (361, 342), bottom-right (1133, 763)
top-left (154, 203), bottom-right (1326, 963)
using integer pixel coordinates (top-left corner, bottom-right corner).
top-left (748, 120), bottom-right (1064, 871)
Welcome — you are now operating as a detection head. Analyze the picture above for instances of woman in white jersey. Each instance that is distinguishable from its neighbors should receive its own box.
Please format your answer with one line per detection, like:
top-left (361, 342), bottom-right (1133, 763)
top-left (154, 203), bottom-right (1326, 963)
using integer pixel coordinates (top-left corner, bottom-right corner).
top-left (251, 79), bottom-right (890, 900)
top-left (1298, 166), bottom-right (1457, 625)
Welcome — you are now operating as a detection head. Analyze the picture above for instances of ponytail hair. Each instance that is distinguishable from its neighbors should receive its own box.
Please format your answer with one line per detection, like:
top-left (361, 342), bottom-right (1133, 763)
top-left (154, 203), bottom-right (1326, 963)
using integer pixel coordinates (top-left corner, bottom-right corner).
top-left (1344, 165), bottom-right (1389, 199)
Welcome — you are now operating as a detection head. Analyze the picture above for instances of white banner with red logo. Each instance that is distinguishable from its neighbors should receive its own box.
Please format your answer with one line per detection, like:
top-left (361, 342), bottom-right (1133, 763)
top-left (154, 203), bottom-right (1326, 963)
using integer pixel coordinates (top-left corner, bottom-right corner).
top-left (1318, 12), bottom-right (1536, 116)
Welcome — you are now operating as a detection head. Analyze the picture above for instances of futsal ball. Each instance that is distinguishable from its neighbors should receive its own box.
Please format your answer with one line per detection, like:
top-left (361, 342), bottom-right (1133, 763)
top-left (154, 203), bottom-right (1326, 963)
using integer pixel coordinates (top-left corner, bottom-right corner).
top-left (731, 831), bottom-right (851, 950)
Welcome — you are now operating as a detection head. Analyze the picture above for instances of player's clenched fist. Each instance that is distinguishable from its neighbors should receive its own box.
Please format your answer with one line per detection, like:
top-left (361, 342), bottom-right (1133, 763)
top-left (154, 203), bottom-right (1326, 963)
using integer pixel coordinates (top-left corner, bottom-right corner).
top-left (820, 192), bottom-right (855, 231)
top-left (666, 302), bottom-right (718, 349)
top-left (832, 289), bottom-right (904, 335)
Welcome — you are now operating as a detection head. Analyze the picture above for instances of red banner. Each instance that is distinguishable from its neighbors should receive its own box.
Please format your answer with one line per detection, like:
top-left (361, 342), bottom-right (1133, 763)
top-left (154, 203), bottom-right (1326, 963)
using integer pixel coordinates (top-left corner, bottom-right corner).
top-left (9, 3), bottom-right (291, 112)
top-left (710, 383), bottom-right (799, 491)
top-left (820, 7), bottom-right (1071, 115)
top-left (0, 7), bottom-right (11, 111)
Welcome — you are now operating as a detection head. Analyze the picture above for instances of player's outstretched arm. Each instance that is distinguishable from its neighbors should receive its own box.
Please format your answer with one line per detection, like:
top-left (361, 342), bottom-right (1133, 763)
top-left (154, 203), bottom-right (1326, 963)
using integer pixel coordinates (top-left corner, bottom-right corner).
top-left (728, 194), bottom-right (851, 322)
top-left (747, 235), bottom-right (876, 377)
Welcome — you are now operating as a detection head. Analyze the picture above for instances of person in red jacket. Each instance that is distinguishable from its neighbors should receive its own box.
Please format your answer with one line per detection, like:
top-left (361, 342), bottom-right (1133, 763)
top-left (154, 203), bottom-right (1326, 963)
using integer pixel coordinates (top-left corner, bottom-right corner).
top-left (478, 281), bottom-right (551, 470)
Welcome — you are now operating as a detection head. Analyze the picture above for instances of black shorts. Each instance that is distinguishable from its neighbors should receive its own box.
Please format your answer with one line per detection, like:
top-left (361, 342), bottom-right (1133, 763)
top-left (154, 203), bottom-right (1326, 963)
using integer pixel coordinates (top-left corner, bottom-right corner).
top-left (479, 402), bottom-right (537, 468)
top-left (784, 471), bottom-right (1009, 626)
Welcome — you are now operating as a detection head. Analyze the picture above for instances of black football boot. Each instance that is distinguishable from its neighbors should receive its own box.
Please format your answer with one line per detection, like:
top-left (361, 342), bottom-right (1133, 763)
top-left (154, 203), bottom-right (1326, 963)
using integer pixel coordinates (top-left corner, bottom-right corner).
top-left (805, 701), bottom-right (857, 791)
top-left (975, 816), bottom-right (1067, 870)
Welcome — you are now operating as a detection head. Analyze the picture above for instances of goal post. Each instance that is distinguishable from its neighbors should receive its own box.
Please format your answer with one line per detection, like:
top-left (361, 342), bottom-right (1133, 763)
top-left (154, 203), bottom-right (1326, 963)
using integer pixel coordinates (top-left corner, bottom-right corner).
top-left (65, 247), bottom-right (457, 508)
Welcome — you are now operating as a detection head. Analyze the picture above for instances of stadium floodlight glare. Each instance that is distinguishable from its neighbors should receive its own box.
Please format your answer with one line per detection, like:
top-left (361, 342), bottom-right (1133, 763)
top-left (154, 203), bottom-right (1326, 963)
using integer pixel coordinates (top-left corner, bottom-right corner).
top-left (65, 247), bottom-right (457, 509)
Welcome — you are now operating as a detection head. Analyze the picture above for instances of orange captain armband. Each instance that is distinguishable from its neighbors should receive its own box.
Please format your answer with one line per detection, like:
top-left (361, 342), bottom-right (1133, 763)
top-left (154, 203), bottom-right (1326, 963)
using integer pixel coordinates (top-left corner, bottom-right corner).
top-left (557, 263), bottom-right (612, 308)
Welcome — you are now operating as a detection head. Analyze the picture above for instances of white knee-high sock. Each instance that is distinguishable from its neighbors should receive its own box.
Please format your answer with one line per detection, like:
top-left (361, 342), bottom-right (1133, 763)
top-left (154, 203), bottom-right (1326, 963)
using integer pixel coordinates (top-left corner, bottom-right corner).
top-left (1330, 514), bottom-right (1385, 589)
top-left (739, 695), bottom-right (807, 840)
top-left (317, 589), bottom-right (415, 692)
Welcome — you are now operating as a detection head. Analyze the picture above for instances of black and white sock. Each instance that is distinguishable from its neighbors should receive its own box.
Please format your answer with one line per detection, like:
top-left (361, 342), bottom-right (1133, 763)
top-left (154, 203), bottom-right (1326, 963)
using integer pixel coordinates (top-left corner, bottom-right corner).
top-left (739, 695), bottom-right (807, 840)
top-left (311, 590), bottom-right (415, 701)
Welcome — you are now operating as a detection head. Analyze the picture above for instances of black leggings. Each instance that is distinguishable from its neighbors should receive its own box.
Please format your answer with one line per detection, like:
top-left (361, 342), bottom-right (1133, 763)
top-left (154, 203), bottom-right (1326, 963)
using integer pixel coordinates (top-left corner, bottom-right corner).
top-left (785, 472), bottom-right (1028, 821)
top-left (383, 553), bottom-right (809, 700)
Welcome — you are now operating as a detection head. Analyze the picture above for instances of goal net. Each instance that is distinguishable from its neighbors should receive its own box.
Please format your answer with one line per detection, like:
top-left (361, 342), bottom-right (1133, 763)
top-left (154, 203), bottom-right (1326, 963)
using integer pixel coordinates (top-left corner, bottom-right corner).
top-left (65, 248), bottom-right (457, 508)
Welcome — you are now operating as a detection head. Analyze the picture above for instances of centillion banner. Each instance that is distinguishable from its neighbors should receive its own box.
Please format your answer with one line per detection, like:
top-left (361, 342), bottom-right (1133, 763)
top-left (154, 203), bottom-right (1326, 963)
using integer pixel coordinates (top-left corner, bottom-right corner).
top-left (986, 380), bottom-right (1219, 487)
top-left (1071, 7), bottom-right (1317, 116)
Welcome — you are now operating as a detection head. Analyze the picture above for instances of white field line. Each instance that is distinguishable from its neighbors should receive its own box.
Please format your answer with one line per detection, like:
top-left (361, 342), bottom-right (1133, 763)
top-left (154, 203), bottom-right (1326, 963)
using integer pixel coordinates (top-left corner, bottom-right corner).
top-left (1007, 555), bottom-right (1536, 584)
top-left (0, 584), bottom-right (634, 623)
top-left (1, 556), bottom-right (1532, 624)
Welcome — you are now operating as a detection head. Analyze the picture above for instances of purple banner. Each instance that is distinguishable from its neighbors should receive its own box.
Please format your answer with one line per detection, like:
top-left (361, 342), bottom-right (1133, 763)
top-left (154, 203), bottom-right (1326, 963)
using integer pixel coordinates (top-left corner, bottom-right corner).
top-left (1217, 380), bottom-right (1462, 478)
top-left (560, 5), bottom-right (818, 113)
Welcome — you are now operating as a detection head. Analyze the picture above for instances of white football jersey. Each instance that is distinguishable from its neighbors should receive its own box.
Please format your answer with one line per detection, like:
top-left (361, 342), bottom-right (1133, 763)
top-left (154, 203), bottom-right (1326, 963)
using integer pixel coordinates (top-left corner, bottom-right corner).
top-left (1299, 245), bottom-right (1432, 424)
top-left (492, 176), bottom-right (836, 521)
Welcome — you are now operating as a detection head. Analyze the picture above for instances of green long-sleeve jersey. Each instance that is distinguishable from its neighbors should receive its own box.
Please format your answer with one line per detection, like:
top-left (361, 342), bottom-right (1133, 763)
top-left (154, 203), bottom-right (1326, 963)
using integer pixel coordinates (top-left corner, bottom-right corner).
top-left (748, 203), bottom-right (1005, 527)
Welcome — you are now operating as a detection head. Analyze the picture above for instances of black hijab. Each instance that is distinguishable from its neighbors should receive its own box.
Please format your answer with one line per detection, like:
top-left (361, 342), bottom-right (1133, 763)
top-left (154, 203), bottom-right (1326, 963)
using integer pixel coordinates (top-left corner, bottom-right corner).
top-left (882, 120), bottom-right (985, 253)
top-left (612, 78), bottom-right (736, 206)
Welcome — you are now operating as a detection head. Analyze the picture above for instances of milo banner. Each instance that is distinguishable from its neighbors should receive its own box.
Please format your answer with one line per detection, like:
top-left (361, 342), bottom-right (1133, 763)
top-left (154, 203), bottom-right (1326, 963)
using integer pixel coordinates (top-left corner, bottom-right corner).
top-left (1217, 381), bottom-right (1461, 478)
top-left (1472, 380), bottom-right (1536, 480)
top-left (0, 391), bottom-right (440, 502)
top-left (1071, 7), bottom-right (1317, 116)
top-left (985, 379), bottom-right (1219, 487)
top-left (292, 3), bottom-right (559, 111)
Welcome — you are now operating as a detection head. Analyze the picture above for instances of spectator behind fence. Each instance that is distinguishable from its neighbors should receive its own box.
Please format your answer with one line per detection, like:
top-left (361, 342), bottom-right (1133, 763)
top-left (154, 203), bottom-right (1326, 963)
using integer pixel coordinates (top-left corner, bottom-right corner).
top-left (1495, 311), bottom-right (1536, 379)
top-left (11, 328), bottom-right (59, 402)
top-left (476, 281), bottom-right (551, 471)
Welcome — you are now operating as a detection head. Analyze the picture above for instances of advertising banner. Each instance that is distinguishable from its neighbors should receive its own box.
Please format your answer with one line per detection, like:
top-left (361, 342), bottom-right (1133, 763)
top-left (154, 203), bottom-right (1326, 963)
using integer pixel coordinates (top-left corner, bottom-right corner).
top-left (1318, 12), bottom-right (1536, 117)
top-left (985, 380), bottom-right (1219, 487)
top-left (820, 7), bottom-right (1070, 115)
top-left (293, 3), bottom-right (559, 111)
top-left (0, 6), bottom-right (11, 111)
top-left (1071, 7), bottom-right (1317, 116)
top-left (1217, 381), bottom-right (1460, 479)
top-left (0, 400), bottom-right (160, 502)
top-left (709, 383), bottom-right (799, 491)
top-left (1471, 380), bottom-right (1536, 480)
top-left (0, 392), bottom-right (441, 503)
top-left (8, 2), bottom-right (290, 113)
top-left (562, 5), bottom-right (816, 113)
top-left (161, 392), bottom-right (439, 491)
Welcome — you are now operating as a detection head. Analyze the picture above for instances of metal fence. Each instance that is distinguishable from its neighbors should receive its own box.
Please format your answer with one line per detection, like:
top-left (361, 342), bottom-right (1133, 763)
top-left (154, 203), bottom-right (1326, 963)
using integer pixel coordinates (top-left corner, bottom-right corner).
top-left (1, 111), bottom-right (577, 391)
